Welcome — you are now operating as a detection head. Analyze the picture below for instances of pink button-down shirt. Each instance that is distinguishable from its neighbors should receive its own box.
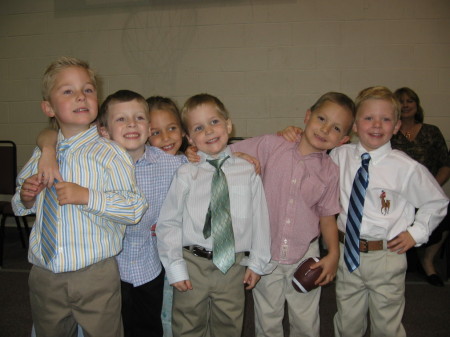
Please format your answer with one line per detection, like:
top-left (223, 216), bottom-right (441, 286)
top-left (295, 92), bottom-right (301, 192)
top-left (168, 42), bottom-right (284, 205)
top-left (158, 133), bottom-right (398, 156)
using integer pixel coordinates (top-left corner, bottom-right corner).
top-left (231, 134), bottom-right (340, 264)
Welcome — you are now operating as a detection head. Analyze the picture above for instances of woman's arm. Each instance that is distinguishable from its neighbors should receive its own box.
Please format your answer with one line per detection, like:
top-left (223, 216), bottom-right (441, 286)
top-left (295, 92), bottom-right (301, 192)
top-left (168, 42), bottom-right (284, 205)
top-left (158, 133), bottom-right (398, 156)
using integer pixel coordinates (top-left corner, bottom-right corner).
top-left (435, 165), bottom-right (450, 186)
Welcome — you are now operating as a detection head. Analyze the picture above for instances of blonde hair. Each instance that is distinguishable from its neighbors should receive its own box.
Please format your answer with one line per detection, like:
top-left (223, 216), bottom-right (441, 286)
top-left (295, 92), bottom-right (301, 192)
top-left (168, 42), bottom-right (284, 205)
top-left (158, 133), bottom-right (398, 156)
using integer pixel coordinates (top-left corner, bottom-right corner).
top-left (42, 56), bottom-right (96, 101)
top-left (180, 93), bottom-right (229, 134)
top-left (42, 56), bottom-right (97, 129)
top-left (355, 86), bottom-right (401, 121)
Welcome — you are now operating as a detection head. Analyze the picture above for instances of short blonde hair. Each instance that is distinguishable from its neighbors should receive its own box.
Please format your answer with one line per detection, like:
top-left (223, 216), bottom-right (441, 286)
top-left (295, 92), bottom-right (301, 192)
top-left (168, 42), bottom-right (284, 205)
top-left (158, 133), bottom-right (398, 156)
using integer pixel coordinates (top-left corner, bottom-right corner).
top-left (355, 86), bottom-right (401, 121)
top-left (42, 56), bottom-right (97, 101)
top-left (180, 93), bottom-right (229, 134)
top-left (41, 56), bottom-right (97, 129)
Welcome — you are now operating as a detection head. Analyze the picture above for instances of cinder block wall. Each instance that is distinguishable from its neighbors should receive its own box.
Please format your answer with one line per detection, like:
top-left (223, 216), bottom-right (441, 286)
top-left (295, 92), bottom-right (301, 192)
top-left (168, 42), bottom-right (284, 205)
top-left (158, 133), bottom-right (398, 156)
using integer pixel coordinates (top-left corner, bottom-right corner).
top-left (1, 0), bottom-right (449, 193)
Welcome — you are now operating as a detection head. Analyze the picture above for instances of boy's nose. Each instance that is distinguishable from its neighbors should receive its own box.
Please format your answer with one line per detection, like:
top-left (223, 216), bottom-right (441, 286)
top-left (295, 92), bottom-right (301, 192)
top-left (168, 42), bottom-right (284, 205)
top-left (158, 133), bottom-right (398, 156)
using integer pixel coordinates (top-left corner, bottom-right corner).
top-left (321, 124), bottom-right (331, 134)
top-left (77, 92), bottom-right (86, 101)
top-left (373, 119), bottom-right (381, 127)
top-left (205, 125), bottom-right (213, 134)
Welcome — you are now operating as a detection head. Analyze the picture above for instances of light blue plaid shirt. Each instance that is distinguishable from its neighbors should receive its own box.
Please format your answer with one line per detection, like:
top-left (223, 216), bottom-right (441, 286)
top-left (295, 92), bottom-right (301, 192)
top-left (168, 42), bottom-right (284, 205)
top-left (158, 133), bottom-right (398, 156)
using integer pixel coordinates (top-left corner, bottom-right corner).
top-left (116, 145), bottom-right (187, 286)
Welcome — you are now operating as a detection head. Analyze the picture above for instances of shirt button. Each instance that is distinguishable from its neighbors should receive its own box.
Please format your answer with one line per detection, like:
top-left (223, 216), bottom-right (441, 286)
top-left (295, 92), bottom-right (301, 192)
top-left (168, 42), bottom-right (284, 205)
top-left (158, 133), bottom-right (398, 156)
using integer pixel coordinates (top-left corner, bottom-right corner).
top-left (286, 219), bottom-right (291, 224)
top-left (289, 199), bottom-right (294, 204)
top-left (292, 179), bottom-right (297, 184)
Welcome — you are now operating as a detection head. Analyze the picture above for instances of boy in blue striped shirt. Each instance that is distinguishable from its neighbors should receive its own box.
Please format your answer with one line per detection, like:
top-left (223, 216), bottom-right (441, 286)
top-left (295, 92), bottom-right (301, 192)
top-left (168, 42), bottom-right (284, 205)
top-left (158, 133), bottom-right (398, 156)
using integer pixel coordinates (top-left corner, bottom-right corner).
top-left (12, 57), bottom-right (148, 337)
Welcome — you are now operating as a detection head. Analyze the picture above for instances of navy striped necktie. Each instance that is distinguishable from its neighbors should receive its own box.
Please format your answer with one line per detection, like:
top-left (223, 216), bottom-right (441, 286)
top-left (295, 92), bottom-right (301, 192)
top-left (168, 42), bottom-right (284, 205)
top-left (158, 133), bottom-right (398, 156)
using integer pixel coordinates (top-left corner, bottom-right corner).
top-left (344, 152), bottom-right (371, 272)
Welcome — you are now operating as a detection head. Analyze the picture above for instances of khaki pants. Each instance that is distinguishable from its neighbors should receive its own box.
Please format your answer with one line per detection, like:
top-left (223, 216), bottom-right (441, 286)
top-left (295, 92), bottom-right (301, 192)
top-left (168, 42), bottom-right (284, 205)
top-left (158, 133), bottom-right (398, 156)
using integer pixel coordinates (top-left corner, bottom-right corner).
top-left (333, 243), bottom-right (407, 337)
top-left (172, 250), bottom-right (245, 337)
top-left (29, 257), bottom-right (123, 337)
top-left (253, 241), bottom-right (321, 337)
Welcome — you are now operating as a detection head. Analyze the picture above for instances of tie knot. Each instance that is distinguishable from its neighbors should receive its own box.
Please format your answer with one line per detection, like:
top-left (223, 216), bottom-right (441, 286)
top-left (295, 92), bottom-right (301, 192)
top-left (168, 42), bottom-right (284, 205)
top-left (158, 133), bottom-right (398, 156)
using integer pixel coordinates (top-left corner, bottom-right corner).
top-left (361, 153), bottom-right (370, 166)
top-left (58, 141), bottom-right (70, 152)
top-left (207, 156), bottom-right (229, 170)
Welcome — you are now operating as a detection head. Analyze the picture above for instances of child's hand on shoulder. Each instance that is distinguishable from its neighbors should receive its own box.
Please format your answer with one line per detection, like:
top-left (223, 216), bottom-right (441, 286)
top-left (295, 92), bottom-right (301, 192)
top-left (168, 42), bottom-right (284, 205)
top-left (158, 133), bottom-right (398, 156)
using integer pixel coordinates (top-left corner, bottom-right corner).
top-left (171, 280), bottom-right (193, 292)
top-left (20, 174), bottom-right (45, 207)
top-left (387, 231), bottom-right (416, 254)
top-left (243, 268), bottom-right (261, 290)
top-left (55, 182), bottom-right (89, 206)
top-left (233, 152), bottom-right (261, 175)
top-left (38, 148), bottom-right (63, 188)
top-left (277, 126), bottom-right (303, 142)
top-left (311, 252), bottom-right (338, 286)
top-left (185, 145), bottom-right (201, 163)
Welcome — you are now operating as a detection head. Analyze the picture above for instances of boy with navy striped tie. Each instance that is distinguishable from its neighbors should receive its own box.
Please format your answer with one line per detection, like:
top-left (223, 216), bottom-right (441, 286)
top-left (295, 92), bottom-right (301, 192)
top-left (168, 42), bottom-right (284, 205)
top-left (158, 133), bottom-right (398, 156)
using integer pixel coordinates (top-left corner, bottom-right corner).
top-left (330, 86), bottom-right (448, 337)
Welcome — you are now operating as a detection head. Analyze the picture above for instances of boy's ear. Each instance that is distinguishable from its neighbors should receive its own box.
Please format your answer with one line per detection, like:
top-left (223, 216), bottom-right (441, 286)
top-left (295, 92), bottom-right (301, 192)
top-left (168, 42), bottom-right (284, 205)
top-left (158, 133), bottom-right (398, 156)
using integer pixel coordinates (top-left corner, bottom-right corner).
top-left (98, 125), bottom-right (111, 139)
top-left (352, 122), bottom-right (358, 134)
top-left (304, 109), bottom-right (312, 124)
top-left (41, 101), bottom-right (55, 118)
top-left (337, 135), bottom-right (350, 146)
top-left (393, 119), bottom-right (402, 135)
top-left (226, 118), bottom-right (233, 134)
top-left (186, 133), bottom-right (194, 146)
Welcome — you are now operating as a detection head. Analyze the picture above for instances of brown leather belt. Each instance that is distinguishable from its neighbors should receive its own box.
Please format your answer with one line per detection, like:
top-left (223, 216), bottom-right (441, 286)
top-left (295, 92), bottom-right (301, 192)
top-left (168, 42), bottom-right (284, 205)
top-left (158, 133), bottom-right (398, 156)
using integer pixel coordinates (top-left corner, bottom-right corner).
top-left (184, 245), bottom-right (213, 260)
top-left (338, 230), bottom-right (384, 253)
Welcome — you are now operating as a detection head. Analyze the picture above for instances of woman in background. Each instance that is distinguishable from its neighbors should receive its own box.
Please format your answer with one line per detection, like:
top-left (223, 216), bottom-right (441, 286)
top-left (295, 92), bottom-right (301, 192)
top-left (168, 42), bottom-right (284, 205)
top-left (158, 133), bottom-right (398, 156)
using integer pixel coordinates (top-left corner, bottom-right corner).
top-left (391, 87), bottom-right (450, 287)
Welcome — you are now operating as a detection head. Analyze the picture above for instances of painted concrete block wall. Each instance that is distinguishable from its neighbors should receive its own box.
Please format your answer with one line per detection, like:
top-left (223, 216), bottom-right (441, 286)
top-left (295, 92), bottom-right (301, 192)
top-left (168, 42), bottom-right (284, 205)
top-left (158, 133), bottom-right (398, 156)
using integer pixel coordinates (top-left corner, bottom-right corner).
top-left (1, 0), bottom-right (449, 192)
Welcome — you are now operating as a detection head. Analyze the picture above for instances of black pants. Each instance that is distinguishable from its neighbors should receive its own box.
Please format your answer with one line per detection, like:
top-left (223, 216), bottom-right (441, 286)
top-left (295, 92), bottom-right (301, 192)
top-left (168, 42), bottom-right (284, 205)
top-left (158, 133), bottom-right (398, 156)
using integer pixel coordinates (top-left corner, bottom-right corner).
top-left (121, 269), bottom-right (165, 337)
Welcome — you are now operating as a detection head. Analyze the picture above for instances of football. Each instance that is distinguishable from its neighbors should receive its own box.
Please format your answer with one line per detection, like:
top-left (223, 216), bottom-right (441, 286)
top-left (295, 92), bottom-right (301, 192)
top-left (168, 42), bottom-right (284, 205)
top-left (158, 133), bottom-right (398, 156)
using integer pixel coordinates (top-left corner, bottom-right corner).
top-left (292, 257), bottom-right (322, 293)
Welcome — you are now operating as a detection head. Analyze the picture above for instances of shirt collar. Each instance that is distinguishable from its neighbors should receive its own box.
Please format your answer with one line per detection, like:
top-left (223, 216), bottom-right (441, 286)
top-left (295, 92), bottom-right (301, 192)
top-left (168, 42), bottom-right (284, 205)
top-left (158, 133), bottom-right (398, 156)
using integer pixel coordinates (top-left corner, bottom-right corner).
top-left (137, 145), bottom-right (177, 166)
top-left (57, 125), bottom-right (98, 151)
top-left (355, 141), bottom-right (391, 165)
top-left (198, 146), bottom-right (234, 165)
top-left (292, 138), bottom-right (329, 162)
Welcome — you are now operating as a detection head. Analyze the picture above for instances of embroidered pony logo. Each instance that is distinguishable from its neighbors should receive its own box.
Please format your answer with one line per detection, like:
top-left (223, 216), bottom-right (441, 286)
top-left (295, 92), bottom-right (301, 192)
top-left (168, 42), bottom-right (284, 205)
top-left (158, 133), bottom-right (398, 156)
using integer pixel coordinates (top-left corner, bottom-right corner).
top-left (380, 190), bottom-right (390, 215)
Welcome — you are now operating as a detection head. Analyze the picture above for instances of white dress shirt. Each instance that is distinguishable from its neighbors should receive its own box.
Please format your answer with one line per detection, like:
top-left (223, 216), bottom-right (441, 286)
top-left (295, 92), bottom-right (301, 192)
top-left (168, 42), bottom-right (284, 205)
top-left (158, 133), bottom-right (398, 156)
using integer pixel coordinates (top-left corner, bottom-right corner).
top-left (330, 141), bottom-right (449, 245)
top-left (156, 147), bottom-right (274, 284)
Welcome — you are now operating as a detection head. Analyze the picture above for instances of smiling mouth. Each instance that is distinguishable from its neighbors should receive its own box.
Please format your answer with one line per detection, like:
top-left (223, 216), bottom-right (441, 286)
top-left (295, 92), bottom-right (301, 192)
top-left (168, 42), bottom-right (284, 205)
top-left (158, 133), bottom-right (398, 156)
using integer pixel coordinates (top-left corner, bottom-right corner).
top-left (161, 144), bottom-right (175, 151)
top-left (124, 133), bottom-right (140, 139)
top-left (314, 133), bottom-right (327, 142)
top-left (74, 108), bottom-right (89, 113)
top-left (206, 137), bottom-right (219, 144)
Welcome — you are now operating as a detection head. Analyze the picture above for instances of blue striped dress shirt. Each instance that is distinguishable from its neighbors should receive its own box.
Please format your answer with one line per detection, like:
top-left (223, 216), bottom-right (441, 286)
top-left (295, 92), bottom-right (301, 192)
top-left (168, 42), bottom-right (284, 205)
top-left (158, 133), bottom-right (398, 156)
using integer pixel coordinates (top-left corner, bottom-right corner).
top-left (12, 126), bottom-right (148, 273)
top-left (116, 145), bottom-right (187, 286)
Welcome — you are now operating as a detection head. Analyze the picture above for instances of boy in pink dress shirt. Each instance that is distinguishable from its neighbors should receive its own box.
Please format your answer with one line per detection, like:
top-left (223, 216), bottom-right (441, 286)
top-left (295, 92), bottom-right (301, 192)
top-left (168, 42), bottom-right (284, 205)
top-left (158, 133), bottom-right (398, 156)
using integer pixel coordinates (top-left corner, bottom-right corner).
top-left (229, 92), bottom-right (355, 337)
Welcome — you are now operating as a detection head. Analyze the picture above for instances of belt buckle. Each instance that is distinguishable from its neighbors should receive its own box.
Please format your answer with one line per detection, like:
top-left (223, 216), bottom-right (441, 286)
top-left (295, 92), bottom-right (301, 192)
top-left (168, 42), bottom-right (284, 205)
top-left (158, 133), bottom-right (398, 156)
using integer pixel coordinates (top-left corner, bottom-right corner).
top-left (360, 239), bottom-right (369, 253)
top-left (192, 246), bottom-right (202, 258)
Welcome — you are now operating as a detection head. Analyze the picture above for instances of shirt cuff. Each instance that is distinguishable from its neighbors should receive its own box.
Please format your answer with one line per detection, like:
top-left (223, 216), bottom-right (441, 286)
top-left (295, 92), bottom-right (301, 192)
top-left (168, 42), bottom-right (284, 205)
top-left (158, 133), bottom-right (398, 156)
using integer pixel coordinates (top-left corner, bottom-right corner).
top-left (166, 260), bottom-right (189, 284)
top-left (240, 256), bottom-right (276, 275)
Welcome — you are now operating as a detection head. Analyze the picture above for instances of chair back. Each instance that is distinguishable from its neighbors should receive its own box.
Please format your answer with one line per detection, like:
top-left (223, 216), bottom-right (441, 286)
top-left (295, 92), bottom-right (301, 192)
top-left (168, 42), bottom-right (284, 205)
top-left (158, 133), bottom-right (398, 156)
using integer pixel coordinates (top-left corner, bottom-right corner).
top-left (0, 141), bottom-right (17, 195)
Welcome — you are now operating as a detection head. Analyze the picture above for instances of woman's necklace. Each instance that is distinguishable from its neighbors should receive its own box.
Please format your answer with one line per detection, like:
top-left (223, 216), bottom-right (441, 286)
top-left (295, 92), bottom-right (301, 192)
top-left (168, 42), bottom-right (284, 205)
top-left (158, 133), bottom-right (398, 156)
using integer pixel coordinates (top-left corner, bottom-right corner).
top-left (404, 130), bottom-right (412, 140)
top-left (401, 123), bottom-right (418, 141)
